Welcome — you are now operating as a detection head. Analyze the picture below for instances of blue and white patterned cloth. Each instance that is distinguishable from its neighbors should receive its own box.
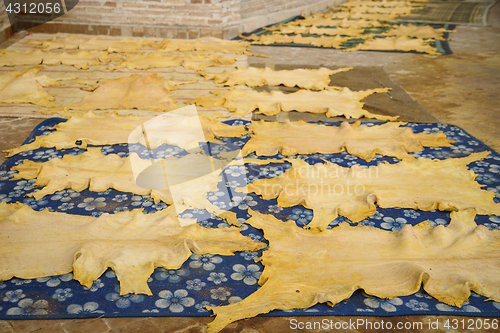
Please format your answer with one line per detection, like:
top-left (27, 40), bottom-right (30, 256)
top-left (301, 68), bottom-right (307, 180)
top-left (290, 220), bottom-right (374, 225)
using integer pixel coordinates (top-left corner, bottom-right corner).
top-left (0, 118), bottom-right (499, 319)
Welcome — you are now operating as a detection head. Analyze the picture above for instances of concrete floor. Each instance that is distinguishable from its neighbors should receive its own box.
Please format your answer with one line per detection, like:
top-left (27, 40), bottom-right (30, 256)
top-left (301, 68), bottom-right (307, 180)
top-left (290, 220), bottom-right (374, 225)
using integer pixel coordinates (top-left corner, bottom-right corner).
top-left (0, 3), bottom-right (499, 333)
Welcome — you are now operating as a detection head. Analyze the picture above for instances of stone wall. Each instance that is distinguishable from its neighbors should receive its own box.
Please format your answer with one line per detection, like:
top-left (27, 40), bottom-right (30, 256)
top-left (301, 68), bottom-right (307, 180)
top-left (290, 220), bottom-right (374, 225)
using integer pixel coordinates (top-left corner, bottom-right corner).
top-left (3, 0), bottom-right (342, 40)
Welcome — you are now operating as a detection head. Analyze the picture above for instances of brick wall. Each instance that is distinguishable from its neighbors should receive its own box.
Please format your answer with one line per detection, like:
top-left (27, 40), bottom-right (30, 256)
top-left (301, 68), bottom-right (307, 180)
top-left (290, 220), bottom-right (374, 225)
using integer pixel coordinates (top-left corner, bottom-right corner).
top-left (14, 0), bottom-right (343, 39)
top-left (22, 0), bottom-right (241, 39)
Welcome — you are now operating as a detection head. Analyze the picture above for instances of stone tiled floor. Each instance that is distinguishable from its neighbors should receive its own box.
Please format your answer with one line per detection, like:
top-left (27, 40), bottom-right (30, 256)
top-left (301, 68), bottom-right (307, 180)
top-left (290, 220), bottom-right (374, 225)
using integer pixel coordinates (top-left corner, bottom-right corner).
top-left (1, 3), bottom-right (500, 333)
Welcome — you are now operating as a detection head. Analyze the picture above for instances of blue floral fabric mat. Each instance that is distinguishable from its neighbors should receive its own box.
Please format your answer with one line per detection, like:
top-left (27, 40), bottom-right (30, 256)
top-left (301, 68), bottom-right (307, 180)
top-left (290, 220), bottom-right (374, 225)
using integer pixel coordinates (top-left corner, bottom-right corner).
top-left (234, 15), bottom-right (454, 55)
top-left (1, 118), bottom-right (500, 319)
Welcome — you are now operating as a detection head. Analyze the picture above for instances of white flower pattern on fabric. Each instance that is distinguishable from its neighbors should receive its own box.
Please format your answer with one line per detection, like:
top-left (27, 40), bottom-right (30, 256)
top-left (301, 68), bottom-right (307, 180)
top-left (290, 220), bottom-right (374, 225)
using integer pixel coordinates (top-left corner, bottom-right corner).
top-left (224, 166), bottom-right (246, 177)
top-left (228, 296), bottom-right (242, 304)
top-left (268, 204), bottom-right (283, 213)
top-left (77, 198), bottom-right (106, 211)
top-left (33, 149), bottom-right (58, 160)
top-left (22, 198), bottom-right (47, 211)
top-left (489, 216), bottom-right (500, 223)
top-left (112, 194), bottom-right (128, 202)
top-left (52, 288), bottom-right (73, 301)
top-left (0, 194), bottom-right (11, 203)
top-left (189, 254), bottom-right (223, 271)
top-left (225, 180), bottom-right (240, 189)
top-left (154, 268), bottom-right (190, 283)
top-left (403, 210), bottom-right (420, 219)
top-left (50, 190), bottom-right (80, 202)
top-left (198, 220), bottom-right (213, 228)
top-left (288, 208), bottom-right (313, 226)
top-left (436, 302), bottom-right (480, 313)
top-left (155, 147), bottom-right (184, 159)
top-left (67, 302), bottom-right (104, 314)
top-left (207, 191), bottom-right (225, 202)
top-left (364, 297), bottom-right (403, 312)
top-left (240, 251), bottom-right (259, 261)
top-left (83, 279), bottom-right (104, 292)
top-left (105, 270), bottom-right (117, 278)
top-left (484, 223), bottom-right (500, 230)
top-left (105, 287), bottom-right (145, 308)
top-left (212, 200), bottom-right (227, 210)
top-left (330, 157), bottom-right (345, 163)
top-left (489, 165), bottom-right (500, 174)
top-left (37, 274), bottom-right (73, 287)
top-left (210, 287), bottom-right (230, 301)
top-left (3, 289), bottom-right (25, 302)
top-left (381, 217), bottom-right (407, 232)
top-left (67, 148), bottom-right (85, 156)
top-left (476, 173), bottom-right (498, 184)
top-left (131, 195), bottom-right (154, 208)
top-left (186, 279), bottom-right (206, 291)
top-left (114, 207), bottom-right (129, 213)
top-left (7, 299), bottom-right (48, 315)
top-left (8, 190), bottom-right (24, 198)
top-left (208, 144), bottom-right (231, 154)
top-left (217, 218), bottom-right (249, 231)
top-left (10, 279), bottom-right (31, 286)
top-left (230, 195), bottom-right (257, 210)
top-left (486, 186), bottom-right (500, 201)
top-left (0, 170), bottom-right (17, 181)
top-left (412, 152), bottom-right (435, 159)
top-left (471, 167), bottom-right (485, 174)
top-left (475, 161), bottom-right (490, 167)
top-left (14, 179), bottom-right (36, 191)
top-left (156, 289), bottom-right (194, 313)
top-left (247, 233), bottom-right (262, 242)
top-left (57, 202), bottom-right (74, 211)
top-left (146, 202), bottom-right (168, 213)
top-left (327, 216), bottom-right (350, 229)
top-left (414, 291), bottom-right (433, 299)
top-left (359, 219), bottom-right (375, 227)
top-left (451, 145), bottom-right (474, 155)
top-left (258, 166), bottom-right (284, 178)
top-left (19, 151), bottom-right (34, 158)
top-left (428, 218), bottom-right (448, 227)
top-left (423, 128), bottom-right (440, 134)
top-left (180, 212), bottom-right (194, 220)
top-left (343, 154), bottom-right (359, 161)
top-left (231, 264), bottom-right (261, 285)
top-left (207, 272), bottom-right (227, 285)
top-left (405, 299), bottom-right (429, 311)
top-left (195, 301), bottom-right (216, 312)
